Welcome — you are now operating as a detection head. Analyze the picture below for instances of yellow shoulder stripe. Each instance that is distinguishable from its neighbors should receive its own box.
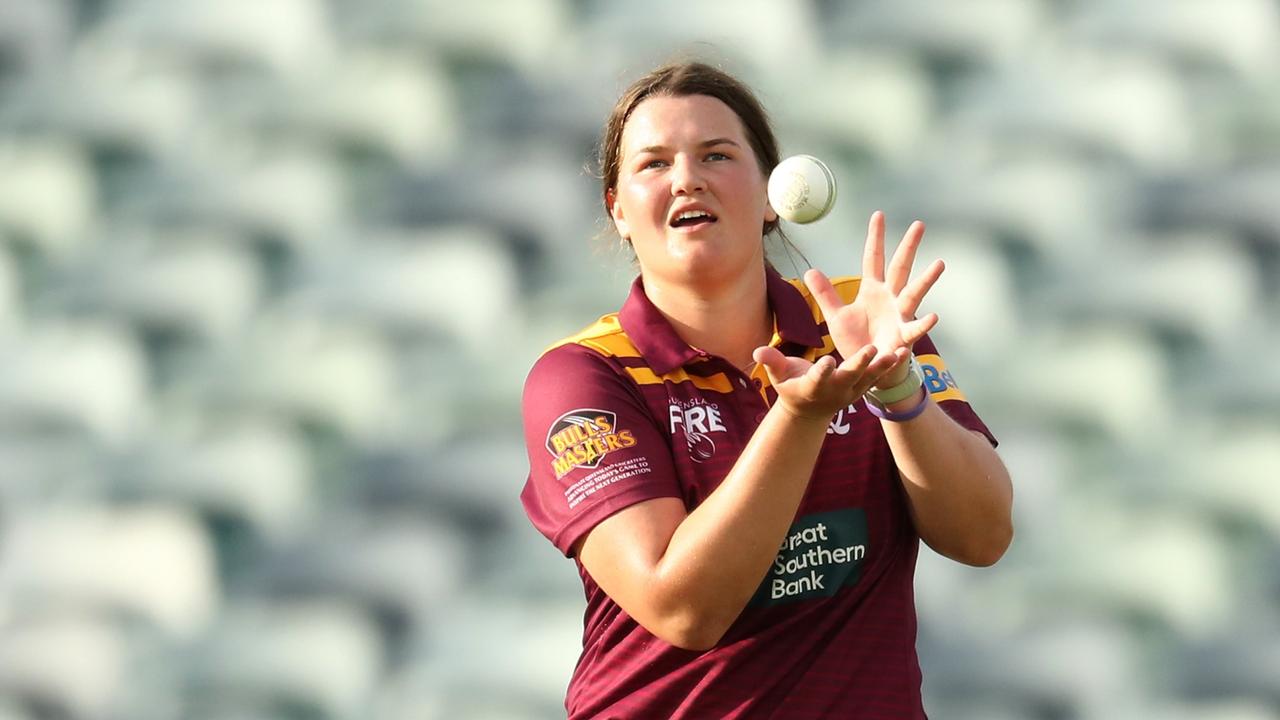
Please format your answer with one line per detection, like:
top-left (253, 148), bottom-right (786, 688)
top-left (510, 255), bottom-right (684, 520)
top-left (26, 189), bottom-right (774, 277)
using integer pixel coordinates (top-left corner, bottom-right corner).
top-left (626, 366), bottom-right (734, 393)
top-left (544, 314), bottom-right (642, 358)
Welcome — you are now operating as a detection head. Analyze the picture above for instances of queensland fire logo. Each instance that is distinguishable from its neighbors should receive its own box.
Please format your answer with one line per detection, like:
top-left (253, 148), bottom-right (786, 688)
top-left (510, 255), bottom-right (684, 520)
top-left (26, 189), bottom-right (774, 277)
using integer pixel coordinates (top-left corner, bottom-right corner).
top-left (546, 408), bottom-right (637, 479)
top-left (669, 399), bottom-right (726, 463)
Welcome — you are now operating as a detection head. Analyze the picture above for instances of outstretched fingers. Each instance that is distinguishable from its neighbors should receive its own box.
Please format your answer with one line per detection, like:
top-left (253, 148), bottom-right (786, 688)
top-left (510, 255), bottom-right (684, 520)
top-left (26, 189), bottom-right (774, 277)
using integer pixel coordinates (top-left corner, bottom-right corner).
top-left (886, 220), bottom-right (926, 294)
top-left (862, 211), bottom-right (886, 282)
top-left (806, 354), bottom-right (838, 384)
top-left (901, 313), bottom-right (939, 345)
top-left (871, 346), bottom-right (909, 378)
top-left (832, 344), bottom-right (905, 393)
top-left (754, 345), bottom-right (799, 383)
top-left (897, 258), bottom-right (945, 318)
top-left (803, 268), bottom-right (846, 320)
top-left (832, 343), bottom-right (877, 379)
top-left (753, 344), bottom-right (785, 368)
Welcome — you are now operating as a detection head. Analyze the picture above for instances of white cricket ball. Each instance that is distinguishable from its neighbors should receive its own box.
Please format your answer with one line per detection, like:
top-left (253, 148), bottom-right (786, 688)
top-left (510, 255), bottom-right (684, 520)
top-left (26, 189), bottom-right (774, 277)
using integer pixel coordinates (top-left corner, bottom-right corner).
top-left (767, 154), bottom-right (837, 224)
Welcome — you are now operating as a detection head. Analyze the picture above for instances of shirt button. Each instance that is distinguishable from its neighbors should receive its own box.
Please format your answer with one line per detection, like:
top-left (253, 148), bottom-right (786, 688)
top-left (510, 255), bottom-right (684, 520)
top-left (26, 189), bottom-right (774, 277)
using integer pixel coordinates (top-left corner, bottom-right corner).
top-left (752, 378), bottom-right (763, 390)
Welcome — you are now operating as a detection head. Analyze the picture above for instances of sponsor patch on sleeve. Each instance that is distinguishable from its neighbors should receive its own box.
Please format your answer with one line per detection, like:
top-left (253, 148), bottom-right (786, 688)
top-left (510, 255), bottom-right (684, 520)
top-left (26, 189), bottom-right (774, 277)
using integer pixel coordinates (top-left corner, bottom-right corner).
top-left (545, 408), bottom-right (638, 480)
top-left (916, 353), bottom-right (968, 403)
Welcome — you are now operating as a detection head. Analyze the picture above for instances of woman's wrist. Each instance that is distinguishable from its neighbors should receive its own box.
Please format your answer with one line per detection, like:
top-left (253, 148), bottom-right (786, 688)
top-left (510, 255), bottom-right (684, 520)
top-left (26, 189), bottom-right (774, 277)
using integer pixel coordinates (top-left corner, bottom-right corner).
top-left (865, 385), bottom-right (929, 422)
top-left (865, 355), bottom-right (929, 423)
top-left (772, 398), bottom-right (844, 428)
top-left (872, 361), bottom-right (911, 391)
top-left (885, 384), bottom-right (927, 412)
top-left (866, 355), bottom-right (923, 404)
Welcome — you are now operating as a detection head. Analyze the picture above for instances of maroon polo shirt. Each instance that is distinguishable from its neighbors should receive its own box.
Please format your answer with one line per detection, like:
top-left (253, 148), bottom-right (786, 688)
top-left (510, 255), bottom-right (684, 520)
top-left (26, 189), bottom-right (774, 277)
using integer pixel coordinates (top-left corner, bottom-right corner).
top-left (520, 268), bottom-right (996, 720)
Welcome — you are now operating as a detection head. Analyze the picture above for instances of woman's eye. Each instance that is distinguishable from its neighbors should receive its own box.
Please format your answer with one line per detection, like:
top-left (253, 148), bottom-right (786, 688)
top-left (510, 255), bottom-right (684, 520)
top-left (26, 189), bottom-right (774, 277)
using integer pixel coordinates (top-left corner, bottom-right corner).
top-left (642, 158), bottom-right (668, 170)
top-left (706, 152), bottom-right (730, 161)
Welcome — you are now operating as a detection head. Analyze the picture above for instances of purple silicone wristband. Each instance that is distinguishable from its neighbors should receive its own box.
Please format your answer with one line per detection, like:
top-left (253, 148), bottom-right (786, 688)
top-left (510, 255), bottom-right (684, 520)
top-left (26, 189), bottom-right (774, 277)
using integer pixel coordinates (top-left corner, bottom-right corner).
top-left (865, 387), bottom-right (929, 422)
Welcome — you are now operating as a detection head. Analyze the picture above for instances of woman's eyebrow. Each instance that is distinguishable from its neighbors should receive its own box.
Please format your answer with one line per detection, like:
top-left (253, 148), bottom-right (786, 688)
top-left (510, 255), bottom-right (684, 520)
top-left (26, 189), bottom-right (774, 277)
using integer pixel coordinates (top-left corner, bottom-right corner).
top-left (635, 138), bottom-right (742, 155)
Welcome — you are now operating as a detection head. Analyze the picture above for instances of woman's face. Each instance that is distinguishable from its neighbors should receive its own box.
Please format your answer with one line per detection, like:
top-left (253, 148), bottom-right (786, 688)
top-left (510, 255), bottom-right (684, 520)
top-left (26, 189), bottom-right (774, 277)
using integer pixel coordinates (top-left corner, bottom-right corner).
top-left (609, 94), bottom-right (777, 290)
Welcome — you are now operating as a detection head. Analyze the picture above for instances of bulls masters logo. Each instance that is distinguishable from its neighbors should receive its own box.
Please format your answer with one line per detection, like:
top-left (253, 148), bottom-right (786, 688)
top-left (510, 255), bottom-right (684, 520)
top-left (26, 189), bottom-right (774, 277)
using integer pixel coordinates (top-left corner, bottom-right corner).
top-left (546, 408), bottom-right (637, 479)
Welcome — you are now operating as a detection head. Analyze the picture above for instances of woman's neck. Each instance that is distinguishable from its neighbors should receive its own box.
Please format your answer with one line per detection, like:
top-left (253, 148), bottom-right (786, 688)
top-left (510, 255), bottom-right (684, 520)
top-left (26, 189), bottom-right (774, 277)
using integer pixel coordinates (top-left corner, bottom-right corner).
top-left (643, 268), bottom-right (773, 372)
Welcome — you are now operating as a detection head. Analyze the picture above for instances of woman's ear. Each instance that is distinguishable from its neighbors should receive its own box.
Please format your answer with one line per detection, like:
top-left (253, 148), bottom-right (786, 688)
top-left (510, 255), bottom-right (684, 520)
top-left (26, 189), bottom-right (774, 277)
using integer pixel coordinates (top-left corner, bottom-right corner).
top-left (764, 200), bottom-right (778, 224)
top-left (607, 188), bottom-right (630, 240)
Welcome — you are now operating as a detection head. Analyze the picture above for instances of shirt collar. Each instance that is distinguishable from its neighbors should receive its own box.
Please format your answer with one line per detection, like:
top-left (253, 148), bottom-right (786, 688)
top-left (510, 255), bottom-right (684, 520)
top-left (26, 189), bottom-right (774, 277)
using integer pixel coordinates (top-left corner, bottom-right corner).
top-left (618, 267), bottom-right (825, 375)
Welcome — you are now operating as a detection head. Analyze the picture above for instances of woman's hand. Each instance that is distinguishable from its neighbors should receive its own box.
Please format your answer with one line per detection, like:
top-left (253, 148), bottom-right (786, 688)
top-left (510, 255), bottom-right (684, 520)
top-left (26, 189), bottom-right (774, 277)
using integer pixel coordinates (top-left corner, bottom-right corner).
top-left (804, 211), bottom-right (945, 387)
top-left (753, 343), bottom-right (906, 421)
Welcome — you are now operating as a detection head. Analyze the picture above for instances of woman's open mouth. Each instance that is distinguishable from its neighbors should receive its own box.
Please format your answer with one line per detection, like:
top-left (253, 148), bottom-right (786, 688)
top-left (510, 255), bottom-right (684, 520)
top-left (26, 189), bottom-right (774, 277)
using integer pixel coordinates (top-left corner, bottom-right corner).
top-left (669, 209), bottom-right (718, 231)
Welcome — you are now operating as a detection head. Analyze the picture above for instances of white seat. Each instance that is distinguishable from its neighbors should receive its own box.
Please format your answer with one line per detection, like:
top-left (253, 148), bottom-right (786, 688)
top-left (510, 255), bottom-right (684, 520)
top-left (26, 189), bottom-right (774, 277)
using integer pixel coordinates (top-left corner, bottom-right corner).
top-left (820, 0), bottom-right (1049, 70)
top-left (0, 320), bottom-right (149, 444)
top-left (0, 431), bottom-right (104, 510)
top-left (578, 0), bottom-right (821, 81)
top-left (422, 438), bottom-right (541, 518)
top-left (62, 31), bottom-right (201, 154)
top-left (997, 323), bottom-right (1172, 444)
top-left (0, 504), bottom-right (219, 638)
top-left (1038, 229), bottom-right (1262, 353)
top-left (417, 593), bottom-right (582, 708)
top-left (0, 0), bottom-right (72, 76)
top-left (0, 696), bottom-right (34, 720)
top-left (1168, 420), bottom-right (1280, 539)
top-left (182, 309), bottom-right (398, 442)
top-left (1047, 502), bottom-right (1236, 639)
top-left (1065, 0), bottom-right (1280, 80)
top-left (0, 614), bottom-right (128, 720)
top-left (885, 150), bottom-right (1127, 268)
top-left (764, 49), bottom-right (934, 164)
top-left (1157, 167), bottom-right (1280, 246)
top-left (921, 700), bottom-right (1036, 720)
top-left (119, 416), bottom-right (314, 543)
top-left (193, 598), bottom-right (382, 720)
top-left (181, 706), bottom-right (280, 720)
top-left (297, 48), bottom-right (458, 167)
top-left (0, 244), bottom-right (20, 335)
top-left (984, 423), bottom-right (1071, 544)
top-left (189, 143), bottom-right (349, 252)
top-left (257, 514), bottom-right (466, 634)
top-left (101, 0), bottom-right (336, 80)
top-left (921, 617), bottom-right (1145, 717)
top-left (1178, 627), bottom-right (1280, 707)
top-left (489, 521), bottom-right (587, 601)
top-left (1165, 306), bottom-right (1280, 414)
top-left (913, 227), bottom-right (1021, 356)
top-left (915, 424), bottom-right (1069, 634)
top-left (327, 0), bottom-right (570, 76)
top-left (57, 228), bottom-right (264, 343)
top-left (1150, 699), bottom-right (1280, 720)
top-left (420, 0), bottom-right (571, 75)
top-left (0, 137), bottom-right (95, 259)
top-left (96, 130), bottom-right (343, 254)
top-left (289, 225), bottom-right (519, 352)
top-left (947, 51), bottom-right (1196, 172)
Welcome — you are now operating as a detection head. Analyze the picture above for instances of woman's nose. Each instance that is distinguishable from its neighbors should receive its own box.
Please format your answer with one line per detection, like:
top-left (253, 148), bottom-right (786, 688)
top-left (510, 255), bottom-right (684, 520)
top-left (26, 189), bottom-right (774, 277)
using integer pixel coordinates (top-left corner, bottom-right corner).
top-left (670, 156), bottom-right (706, 195)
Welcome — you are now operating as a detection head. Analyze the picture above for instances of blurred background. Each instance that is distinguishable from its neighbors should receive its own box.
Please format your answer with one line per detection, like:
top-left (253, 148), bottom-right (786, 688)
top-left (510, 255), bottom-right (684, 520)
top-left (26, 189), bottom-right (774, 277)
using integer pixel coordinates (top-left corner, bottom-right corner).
top-left (0, 0), bottom-right (1278, 718)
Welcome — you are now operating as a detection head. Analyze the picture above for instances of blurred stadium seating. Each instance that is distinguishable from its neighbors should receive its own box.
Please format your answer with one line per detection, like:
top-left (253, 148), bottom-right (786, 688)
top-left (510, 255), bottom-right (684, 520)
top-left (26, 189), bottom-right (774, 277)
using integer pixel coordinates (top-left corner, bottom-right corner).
top-left (0, 1), bottom-right (1278, 718)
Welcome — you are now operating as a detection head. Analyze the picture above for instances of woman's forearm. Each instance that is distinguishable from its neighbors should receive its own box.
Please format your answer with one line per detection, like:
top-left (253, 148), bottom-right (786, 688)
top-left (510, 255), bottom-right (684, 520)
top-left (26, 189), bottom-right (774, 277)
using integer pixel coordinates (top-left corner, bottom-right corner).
top-left (881, 388), bottom-right (1013, 566)
top-left (650, 402), bottom-right (830, 649)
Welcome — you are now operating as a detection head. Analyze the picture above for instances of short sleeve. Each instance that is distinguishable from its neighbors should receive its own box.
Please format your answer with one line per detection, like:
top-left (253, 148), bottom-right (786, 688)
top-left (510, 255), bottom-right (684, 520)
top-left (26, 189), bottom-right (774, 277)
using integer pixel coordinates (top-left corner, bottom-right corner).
top-left (912, 335), bottom-right (998, 448)
top-left (520, 344), bottom-right (683, 556)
